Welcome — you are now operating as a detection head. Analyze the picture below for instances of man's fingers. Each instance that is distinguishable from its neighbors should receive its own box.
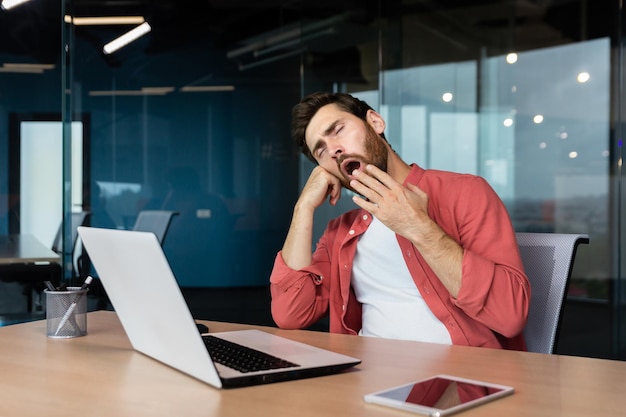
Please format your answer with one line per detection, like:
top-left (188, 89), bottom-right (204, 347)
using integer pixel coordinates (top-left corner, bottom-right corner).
top-left (364, 164), bottom-right (395, 188)
top-left (328, 182), bottom-right (342, 206)
top-left (352, 193), bottom-right (379, 212)
top-left (406, 182), bottom-right (426, 198)
top-left (351, 168), bottom-right (384, 195)
top-left (349, 177), bottom-right (377, 202)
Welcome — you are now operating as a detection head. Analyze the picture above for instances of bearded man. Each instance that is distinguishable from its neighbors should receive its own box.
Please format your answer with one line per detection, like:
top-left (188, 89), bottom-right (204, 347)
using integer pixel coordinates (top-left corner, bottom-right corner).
top-left (269, 92), bottom-right (530, 350)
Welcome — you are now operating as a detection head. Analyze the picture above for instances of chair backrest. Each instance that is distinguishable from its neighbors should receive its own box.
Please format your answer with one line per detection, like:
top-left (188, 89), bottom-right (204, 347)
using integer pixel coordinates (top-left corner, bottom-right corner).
top-left (516, 232), bottom-right (589, 354)
top-left (51, 211), bottom-right (91, 254)
top-left (132, 210), bottom-right (178, 244)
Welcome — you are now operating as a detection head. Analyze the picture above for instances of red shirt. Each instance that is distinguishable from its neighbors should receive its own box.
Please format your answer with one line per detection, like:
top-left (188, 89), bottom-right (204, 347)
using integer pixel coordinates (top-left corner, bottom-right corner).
top-left (270, 164), bottom-right (530, 350)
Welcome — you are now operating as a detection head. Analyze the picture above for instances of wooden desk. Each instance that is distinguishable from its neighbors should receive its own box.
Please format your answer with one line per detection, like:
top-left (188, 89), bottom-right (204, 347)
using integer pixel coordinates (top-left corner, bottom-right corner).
top-left (0, 311), bottom-right (624, 417)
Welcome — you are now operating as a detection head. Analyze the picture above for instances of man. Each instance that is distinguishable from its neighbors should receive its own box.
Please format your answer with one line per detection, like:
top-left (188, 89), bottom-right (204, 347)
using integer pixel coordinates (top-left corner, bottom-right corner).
top-left (270, 92), bottom-right (530, 350)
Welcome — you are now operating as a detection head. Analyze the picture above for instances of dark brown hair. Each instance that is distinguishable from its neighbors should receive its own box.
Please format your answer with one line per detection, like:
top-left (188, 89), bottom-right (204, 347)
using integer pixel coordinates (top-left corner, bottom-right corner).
top-left (291, 92), bottom-right (379, 163)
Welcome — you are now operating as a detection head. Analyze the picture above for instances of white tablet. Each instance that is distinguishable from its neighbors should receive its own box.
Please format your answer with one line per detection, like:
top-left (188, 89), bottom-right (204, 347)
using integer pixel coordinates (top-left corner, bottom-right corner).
top-left (363, 374), bottom-right (514, 417)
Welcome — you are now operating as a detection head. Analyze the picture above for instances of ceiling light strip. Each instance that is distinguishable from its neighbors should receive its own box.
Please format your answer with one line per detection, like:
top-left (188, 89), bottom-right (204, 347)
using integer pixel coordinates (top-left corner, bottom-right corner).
top-left (180, 86), bottom-right (235, 92)
top-left (0, 67), bottom-right (43, 73)
top-left (65, 16), bottom-right (145, 26)
top-left (103, 22), bottom-right (151, 55)
top-left (0, 63), bottom-right (55, 73)
top-left (89, 87), bottom-right (174, 96)
top-left (3, 63), bottom-right (55, 69)
top-left (1, 0), bottom-right (31, 11)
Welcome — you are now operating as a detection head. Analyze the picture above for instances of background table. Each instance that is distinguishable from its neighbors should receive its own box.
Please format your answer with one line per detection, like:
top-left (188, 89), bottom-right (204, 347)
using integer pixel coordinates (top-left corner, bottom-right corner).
top-left (0, 310), bottom-right (624, 417)
top-left (0, 234), bottom-right (60, 264)
top-left (0, 234), bottom-right (61, 313)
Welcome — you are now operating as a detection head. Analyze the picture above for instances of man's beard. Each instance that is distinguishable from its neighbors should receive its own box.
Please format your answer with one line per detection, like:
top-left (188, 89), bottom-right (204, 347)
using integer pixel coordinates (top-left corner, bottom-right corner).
top-left (336, 125), bottom-right (388, 191)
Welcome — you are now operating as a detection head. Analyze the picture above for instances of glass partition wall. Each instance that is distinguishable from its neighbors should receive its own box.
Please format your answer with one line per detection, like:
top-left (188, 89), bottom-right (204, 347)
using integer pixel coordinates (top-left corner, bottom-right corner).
top-left (0, 1), bottom-right (622, 359)
top-left (63, 2), bottom-right (303, 288)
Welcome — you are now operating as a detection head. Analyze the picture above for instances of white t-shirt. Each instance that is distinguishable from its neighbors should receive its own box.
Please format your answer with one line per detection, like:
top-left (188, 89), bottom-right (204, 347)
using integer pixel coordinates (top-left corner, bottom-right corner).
top-left (351, 216), bottom-right (452, 344)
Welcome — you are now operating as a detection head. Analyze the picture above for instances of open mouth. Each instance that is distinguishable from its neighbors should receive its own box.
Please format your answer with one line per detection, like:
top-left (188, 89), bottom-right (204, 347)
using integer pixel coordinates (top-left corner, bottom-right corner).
top-left (340, 159), bottom-right (362, 179)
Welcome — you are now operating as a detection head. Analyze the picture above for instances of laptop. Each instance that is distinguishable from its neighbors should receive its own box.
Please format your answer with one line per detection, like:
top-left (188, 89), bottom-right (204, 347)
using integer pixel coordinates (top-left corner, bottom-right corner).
top-left (77, 226), bottom-right (360, 389)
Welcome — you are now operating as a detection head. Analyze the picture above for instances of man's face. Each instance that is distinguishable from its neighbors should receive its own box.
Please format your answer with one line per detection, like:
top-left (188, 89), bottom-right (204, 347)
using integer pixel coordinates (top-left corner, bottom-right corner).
top-left (304, 103), bottom-right (388, 190)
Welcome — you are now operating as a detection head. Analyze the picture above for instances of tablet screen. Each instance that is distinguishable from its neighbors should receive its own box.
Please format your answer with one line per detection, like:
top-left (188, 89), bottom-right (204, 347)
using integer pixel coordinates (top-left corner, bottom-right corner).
top-left (364, 375), bottom-right (514, 416)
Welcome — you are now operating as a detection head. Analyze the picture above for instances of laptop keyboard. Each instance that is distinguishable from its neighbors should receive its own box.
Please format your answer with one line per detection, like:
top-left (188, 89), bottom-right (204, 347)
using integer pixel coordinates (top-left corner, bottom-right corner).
top-left (203, 335), bottom-right (300, 373)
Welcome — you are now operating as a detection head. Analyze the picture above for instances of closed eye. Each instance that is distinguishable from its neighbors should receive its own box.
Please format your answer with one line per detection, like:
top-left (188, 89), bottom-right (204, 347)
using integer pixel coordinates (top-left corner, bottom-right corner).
top-left (316, 147), bottom-right (326, 158)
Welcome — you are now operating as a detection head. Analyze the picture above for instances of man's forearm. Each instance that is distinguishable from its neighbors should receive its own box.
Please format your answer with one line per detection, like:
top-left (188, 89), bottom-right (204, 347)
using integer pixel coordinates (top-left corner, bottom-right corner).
top-left (281, 202), bottom-right (316, 270)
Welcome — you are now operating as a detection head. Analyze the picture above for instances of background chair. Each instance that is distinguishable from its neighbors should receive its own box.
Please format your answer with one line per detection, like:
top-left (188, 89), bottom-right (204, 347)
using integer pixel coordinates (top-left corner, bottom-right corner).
top-left (132, 210), bottom-right (178, 244)
top-left (53, 211), bottom-right (92, 282)
top-left (46, 210), bottom-right (91, 286)
top-left (516, 232), bottom-right (589, 354)
top-left (51, 211), bottom-right (91, 257)
top-left (89, 210), bottom-right (178, 310)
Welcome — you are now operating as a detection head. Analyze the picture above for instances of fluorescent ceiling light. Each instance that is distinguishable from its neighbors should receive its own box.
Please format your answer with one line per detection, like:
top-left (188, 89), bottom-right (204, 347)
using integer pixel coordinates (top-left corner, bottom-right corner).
top-left (0, 63), bottom-right (55, 73)
top-left (4, 63), bottom-right (55, 69)
top-left (89, 86), bottom-right (174, 96)
top-left (1, 0), bottom-right (31, 10)
top-left (180, 85), bottom-right (235, 92)
top-left (64, 16), bottom-right (145, 26)
top-left (103, 22), bottom-right (151, 55)
top-left (141, 87), bottom-right (175, 94)
top-left (0, 67), bottom-right (42, 74)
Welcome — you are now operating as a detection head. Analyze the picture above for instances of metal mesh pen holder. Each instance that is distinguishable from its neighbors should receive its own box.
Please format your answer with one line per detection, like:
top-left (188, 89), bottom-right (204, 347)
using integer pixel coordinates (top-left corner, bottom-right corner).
top-left (45, 287), bottom-right (89, 338)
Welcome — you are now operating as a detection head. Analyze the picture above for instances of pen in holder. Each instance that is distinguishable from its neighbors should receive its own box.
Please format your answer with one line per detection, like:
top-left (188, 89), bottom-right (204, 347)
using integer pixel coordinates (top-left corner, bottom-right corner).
top-left (45, 285), bottom-right (89, 338)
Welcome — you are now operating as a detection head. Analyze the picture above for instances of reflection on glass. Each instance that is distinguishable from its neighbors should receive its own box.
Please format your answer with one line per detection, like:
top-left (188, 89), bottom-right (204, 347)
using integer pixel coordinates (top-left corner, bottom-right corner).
top-left (374, 38), bottom-right (610, 305)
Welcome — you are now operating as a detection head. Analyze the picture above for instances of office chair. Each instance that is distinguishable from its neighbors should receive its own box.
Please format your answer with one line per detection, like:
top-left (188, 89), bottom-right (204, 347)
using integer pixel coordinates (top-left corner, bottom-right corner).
top-left (132, 210), bottom-right (178, 244)
top-left (51, 211), bottom-right (91, 256)
top-left (88, 210), bottom-right (178, 310)
top-left (52, 211), bottom-right (92, 280)
top-left (516, 232), bottom-right (589, 354)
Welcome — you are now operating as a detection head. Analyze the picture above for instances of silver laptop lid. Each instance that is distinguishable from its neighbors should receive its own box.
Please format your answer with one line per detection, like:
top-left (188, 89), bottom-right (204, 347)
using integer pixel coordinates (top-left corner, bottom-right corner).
top-left (78, 226), bottom-right (360, 389)
top-left (77, 226), bottom-right (223, 388)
